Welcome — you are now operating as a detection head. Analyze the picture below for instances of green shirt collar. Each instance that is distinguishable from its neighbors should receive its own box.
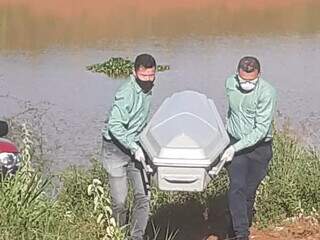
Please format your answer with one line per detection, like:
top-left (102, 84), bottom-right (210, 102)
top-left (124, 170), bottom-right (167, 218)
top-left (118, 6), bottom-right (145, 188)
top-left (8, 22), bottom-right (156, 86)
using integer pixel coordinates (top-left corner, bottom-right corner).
top-left (130, 75), bottom-right (153, 95)
top-left (130, 75), bottom-right (143, 94)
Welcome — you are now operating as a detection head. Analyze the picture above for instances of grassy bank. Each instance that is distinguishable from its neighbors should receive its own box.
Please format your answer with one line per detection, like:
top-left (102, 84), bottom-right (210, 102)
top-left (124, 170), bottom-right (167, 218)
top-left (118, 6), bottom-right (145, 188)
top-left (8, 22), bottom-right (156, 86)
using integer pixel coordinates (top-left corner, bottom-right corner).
top-left (0, 122), bottom-right (319, 239)
top-left (255, 127), bottom-right (320, 226)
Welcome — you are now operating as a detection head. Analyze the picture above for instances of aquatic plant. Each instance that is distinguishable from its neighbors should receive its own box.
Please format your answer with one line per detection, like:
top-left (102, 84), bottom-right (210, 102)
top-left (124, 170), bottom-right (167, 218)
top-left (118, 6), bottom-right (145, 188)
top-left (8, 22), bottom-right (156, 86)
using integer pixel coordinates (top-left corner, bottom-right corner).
top-left (86, 57), bottom-right (170, 79)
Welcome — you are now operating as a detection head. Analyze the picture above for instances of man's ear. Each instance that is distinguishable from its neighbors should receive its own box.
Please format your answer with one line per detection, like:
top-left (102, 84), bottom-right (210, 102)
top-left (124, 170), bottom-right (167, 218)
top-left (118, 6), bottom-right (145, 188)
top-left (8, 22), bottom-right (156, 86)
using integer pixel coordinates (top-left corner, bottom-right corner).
top-left (132, 68), bottom-right (136, 77)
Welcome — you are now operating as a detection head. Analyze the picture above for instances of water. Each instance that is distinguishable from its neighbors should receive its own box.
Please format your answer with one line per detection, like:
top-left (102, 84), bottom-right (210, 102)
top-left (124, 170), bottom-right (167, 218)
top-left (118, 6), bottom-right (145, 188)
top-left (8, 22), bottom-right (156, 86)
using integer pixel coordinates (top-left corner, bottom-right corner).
top-left (1, 1), bottom-right (320, 171)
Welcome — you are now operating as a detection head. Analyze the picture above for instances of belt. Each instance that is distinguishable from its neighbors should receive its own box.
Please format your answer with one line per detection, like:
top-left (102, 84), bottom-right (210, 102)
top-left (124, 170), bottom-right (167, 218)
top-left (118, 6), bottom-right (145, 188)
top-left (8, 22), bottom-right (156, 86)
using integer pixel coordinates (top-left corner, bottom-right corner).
top-left (228, 132), bottom-right (272, 146)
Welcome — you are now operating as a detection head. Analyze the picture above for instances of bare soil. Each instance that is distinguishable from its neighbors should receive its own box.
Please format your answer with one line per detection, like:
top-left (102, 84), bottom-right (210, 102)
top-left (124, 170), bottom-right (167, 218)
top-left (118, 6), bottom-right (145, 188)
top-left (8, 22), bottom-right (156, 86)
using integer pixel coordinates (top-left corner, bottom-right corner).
top-left (249, 218), bottom-right (320, 240)
top-left (147, 194), bottom-right (320, 240)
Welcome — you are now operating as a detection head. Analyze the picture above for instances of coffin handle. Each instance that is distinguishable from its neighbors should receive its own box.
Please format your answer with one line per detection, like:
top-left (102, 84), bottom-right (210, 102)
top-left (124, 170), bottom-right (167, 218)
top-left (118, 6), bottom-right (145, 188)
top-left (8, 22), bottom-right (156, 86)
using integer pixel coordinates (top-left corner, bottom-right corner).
top-left (163, 176), bottom-right (199, 183)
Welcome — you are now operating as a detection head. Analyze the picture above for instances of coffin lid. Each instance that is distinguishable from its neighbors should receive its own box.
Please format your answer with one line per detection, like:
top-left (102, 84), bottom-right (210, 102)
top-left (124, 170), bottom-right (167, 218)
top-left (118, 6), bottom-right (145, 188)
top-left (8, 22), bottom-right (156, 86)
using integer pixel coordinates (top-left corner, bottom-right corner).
top-left (140, 91), bottom-right (229, 167)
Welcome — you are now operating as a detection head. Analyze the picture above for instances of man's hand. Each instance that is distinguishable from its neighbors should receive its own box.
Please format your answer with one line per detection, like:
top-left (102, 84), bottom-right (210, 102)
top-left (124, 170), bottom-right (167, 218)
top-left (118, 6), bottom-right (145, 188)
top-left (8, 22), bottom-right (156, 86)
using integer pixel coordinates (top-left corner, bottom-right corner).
top-left (134, 146), bottom-right (145, 162)
top-left (221, 145), bottom-right (236, 162)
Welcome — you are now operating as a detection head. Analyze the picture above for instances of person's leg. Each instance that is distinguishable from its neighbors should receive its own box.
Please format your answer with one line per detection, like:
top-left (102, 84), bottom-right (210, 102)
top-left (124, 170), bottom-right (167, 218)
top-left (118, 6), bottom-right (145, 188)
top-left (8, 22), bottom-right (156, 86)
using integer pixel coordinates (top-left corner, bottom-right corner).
top-left (102, 140), bottom-right (130, 226)
top-left (127, 161), bottom-right (150, 240)
top-left (108, 172), bottom-right (128, 226)
top-left (246, 142), bottom-right (273, 228)
top-left (227, 153), bottom-right (250, 238)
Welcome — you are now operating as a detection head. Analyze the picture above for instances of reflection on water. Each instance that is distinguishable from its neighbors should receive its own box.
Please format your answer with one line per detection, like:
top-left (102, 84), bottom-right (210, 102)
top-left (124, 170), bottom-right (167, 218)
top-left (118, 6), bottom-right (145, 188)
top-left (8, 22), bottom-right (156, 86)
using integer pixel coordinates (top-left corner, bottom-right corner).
top-left (0, 1), bottom-right (320, 170)
top-left (1, 0), bottom-right (320, 50)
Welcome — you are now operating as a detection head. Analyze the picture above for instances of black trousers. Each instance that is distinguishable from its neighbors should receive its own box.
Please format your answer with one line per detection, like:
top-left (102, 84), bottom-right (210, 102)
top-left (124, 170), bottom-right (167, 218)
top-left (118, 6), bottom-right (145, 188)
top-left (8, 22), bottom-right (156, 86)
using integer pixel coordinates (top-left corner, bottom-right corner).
top-left (226, 137), bottom-right (272, 237)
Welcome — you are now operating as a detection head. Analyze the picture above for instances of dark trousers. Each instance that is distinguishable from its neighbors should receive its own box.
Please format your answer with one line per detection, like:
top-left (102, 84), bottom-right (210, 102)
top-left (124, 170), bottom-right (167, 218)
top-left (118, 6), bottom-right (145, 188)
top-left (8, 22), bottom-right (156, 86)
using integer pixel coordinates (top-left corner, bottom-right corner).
top-left (226, 138), bottom-right (272, 237)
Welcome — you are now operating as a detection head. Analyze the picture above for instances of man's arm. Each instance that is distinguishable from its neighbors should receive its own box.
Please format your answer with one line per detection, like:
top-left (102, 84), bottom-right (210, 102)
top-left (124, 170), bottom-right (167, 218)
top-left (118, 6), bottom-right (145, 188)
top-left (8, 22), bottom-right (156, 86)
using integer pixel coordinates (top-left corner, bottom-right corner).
top-left (106, 90), bottom-right (139, 154)
top-left (233, 89), bottom-right (276, 152)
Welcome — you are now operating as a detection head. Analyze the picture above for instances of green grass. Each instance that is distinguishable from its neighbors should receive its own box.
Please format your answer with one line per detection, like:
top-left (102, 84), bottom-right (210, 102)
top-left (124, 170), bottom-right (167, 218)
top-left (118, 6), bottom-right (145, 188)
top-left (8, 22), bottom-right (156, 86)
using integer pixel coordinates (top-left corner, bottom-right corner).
top-left (149, 125), bottom-right (320, 229)
top-left (255, 128), bottom-right (320, 226)
top-left (0, 122), bottom-right (319, 239)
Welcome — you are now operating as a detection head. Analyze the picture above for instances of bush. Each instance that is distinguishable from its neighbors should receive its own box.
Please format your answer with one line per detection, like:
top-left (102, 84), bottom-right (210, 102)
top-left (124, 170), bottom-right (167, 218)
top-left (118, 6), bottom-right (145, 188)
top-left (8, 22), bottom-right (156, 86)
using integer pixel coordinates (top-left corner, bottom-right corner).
top-left (1, 121), bottom-right (319, 239)
top-left (0, 123), bottom-right (121, 240)
top-left (255, 128), bottom-right (320, 226)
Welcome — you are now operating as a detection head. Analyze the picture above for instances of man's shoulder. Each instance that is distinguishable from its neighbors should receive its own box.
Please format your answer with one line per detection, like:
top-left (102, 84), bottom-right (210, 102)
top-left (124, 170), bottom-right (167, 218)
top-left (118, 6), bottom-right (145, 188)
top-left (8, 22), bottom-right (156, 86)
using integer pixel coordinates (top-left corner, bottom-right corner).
top-left (115, 79), bottom-right (135, 100)
top-left (259, 78), bottom-right (276, 98)
top-left (226, 74), bottom-right (236, 82)
top-left (225, 74), bottom-right (237, 88)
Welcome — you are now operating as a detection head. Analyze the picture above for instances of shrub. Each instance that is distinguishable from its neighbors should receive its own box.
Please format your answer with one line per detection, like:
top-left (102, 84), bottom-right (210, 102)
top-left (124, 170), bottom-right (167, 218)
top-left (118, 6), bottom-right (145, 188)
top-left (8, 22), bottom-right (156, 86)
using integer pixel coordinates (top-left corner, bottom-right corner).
top-left (255, 128), bottom-right (320, 226)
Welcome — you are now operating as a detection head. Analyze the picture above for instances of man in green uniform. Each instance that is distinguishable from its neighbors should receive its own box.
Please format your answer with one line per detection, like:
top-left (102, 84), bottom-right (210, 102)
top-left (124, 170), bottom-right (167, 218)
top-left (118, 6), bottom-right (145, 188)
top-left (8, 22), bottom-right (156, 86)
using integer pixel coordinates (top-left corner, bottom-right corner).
top-left (102, 54), bottom-right (156, 240)
top-left (222, 56), bottom-right (277, 240)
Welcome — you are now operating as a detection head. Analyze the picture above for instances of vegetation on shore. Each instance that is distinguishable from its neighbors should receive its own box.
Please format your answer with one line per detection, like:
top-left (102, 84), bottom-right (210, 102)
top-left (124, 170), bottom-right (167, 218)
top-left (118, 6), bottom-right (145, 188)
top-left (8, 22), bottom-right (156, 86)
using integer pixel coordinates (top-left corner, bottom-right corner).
top-left (0, 121), bottom-right (319, 239)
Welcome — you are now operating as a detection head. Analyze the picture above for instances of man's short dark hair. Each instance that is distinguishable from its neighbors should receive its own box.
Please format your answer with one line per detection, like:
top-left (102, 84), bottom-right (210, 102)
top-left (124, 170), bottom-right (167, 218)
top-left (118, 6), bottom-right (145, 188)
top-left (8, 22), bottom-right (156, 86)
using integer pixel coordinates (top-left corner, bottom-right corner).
top-left (134, 54), bottom-right (156, 71)
top-left (237, 56), bottom-right (261, 73)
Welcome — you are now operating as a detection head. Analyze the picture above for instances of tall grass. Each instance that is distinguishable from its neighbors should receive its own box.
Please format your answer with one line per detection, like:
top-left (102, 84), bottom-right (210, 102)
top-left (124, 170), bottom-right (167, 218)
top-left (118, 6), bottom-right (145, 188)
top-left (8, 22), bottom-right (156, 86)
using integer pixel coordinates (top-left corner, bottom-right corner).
top-left (0, 123), bottom-right (119, 240)
top-left (0, 123), bottom-right (52, 239)
top-left (255, 127), bottom-right (320, 226)
top-left (0, 121), bottom-right (319, 239)
top-left (149, 125), bottom-right (320, 230)
top-left (0, 123), bottom-right (178, 240)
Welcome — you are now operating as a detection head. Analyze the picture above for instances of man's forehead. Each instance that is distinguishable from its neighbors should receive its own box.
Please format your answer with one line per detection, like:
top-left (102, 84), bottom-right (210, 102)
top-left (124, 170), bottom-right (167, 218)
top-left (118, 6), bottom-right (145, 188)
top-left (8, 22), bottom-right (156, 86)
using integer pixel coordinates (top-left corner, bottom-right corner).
top-left (239, 68), bottom-right (258, 74)
top-left (136, 66), bottom-right (156, 73)
top-left (239, 69), bottom-right (259, 80)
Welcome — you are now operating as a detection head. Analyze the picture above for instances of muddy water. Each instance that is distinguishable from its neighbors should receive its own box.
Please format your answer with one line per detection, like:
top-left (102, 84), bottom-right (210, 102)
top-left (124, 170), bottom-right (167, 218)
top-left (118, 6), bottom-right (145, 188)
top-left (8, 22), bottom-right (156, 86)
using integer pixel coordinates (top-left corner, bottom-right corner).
top-left (0, 1), bottom-right (320, 171)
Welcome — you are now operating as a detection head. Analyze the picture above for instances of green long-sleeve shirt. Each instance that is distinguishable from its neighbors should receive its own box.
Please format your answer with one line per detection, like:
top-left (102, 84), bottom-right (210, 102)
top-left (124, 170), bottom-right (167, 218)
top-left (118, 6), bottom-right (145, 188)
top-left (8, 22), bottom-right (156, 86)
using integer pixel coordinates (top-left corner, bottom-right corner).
top-left (225, 74), bottom-right (277, 152)
top-left (102, 75), bottom-right (152, 154)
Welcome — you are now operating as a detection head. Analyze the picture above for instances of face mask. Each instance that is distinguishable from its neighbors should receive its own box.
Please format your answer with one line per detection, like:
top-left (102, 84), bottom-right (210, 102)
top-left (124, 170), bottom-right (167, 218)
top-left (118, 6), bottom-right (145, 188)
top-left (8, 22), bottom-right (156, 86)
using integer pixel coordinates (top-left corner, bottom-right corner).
top-left (240, 82), bottom-right (256, 91)
top-left (136, 77), bottom-right (154, 93)
top-left (238, 75), bottom-right (258, 92)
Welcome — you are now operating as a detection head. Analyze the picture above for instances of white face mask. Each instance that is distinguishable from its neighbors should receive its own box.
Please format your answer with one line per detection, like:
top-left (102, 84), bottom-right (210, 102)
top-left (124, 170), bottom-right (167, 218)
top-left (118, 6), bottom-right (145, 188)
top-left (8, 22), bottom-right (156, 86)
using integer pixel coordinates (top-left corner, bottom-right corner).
top-left (238, 75), bottom-right (258, 92)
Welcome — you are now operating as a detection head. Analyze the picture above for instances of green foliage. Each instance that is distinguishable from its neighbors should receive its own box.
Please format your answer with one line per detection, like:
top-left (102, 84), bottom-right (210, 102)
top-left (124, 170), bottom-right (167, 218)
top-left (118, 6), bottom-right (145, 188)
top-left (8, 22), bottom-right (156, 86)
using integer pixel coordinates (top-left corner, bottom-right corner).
top-left (86, 57), bottom-right (170, 79)
top-left (0, 123), bottom-right (53, 239)
top-left (87, 179), bottom-right (127, 240)
top-left (150, 128), bottom-right (320, 229)
top-left (0, 123), bottom-right (177, 239)
top-left (1, 121), bottom-right (319, 239)
top-left (255, 129), bottom-right (320, 226)
top-left (150, 169), bottom-right (229, 214)
top-left (0, 124), bottom-right (117, 240)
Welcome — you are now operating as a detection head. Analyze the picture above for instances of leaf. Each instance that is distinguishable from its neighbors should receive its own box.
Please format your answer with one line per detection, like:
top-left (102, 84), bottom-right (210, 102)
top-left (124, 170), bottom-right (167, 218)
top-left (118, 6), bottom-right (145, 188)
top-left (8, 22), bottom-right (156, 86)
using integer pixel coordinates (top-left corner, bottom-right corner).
top-left (87, 185), bottom-right (93, 196)
top-left (97, 186), bottom-right (104, 195)
top-left (104, 205), bottom-right (113, 215)
top-left (109, 217), bottom-right (116, 227)
top-left (92, 179), bottom-right (102, 185)
top-left (97, 213), bottom-right (104, 224)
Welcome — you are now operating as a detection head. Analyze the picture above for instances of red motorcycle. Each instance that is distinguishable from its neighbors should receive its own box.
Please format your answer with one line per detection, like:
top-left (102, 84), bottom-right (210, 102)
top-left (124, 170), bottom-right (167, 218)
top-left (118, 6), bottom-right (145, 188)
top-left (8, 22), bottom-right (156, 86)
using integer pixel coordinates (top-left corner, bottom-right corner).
top-left (0, 121), bottom-right (20, 176)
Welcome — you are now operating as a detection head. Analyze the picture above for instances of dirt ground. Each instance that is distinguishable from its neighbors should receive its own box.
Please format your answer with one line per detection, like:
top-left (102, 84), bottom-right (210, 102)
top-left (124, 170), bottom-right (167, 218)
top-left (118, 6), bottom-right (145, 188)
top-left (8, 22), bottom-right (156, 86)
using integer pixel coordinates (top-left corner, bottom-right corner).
top-left (205, 218), bottom-right (320, 240)
top-left (147, 194), bottom-right (320, 240)
top-left (249, 219), bottom-right (320, 240)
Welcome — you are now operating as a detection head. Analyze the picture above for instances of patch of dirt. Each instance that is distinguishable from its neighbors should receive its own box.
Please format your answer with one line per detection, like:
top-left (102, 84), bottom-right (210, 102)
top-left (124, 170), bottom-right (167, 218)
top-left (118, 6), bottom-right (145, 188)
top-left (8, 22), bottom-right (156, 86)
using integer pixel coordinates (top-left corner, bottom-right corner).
top-left (147, 193), bottom-right (236, 240)
top-left (250, 218), bottom-right (320, 240)
top-left (146, 193), bottom-right (320, 240)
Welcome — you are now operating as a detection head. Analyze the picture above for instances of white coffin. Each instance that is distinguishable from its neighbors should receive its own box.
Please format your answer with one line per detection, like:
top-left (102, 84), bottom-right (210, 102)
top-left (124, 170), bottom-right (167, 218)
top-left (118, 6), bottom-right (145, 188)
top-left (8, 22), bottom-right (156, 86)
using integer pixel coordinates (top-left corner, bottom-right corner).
top-left (140, 91), bottom-right (229, 191)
